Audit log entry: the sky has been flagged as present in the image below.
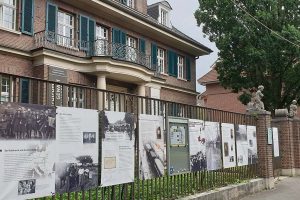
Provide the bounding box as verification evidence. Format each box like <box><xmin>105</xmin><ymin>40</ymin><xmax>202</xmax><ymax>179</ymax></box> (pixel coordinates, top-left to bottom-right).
<box><xmin>147</xmin><ymin>0</ymin><xmax>219</xmax><ymax>92</ymax></box>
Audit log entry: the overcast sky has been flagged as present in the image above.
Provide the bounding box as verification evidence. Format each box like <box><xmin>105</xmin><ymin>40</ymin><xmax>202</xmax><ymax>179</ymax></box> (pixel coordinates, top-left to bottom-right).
<box><xmin>147</xmin><ymin>0</ymin><xmax>219</xmax><ymax>92</ymax></box>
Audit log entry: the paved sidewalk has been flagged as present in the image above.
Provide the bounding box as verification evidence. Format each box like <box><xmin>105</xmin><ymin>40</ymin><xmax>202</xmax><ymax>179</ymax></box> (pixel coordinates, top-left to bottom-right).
<box><xmin>241</xmin><ymin>177</ymin><xmax>300</xmax><ymax>200</ymax></box>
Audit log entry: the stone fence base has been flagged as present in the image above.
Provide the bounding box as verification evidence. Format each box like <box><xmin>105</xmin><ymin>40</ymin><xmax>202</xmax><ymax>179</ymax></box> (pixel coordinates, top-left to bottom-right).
<box><xmin>181</xmin><ymin>178</ymin><xmax>266</xmax><ymax>200</ymax></box>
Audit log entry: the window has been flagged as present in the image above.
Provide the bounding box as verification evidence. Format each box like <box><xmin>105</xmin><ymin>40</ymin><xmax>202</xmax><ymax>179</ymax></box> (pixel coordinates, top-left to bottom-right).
<box><xmin>57</xmin><ymin>10</ymin><xmax>74</xmax><ymax>47</ymax></box>
<box><xmin>96</xmin><ymin>25</ymin><xmax>108</xmax><ymax>40</ymax></box>
<box><xmin>0</xmin><ymin>0</ymin><xmax>16</xmax><ymax>30</ymax></box>
<box><xmin>160</xmin><ymin>9</ymin><xmax>168</xmax><ymax>26</ymax></box>
<box><xmin>1</xmin><ymin>75</ymin><xmax>10</xmax><ymax>102</ymax></box>
<box><xmin>126</xmin><ymin>35</ymin><xmax>137</xmax><ymax>62</ymax></box>
<box><xmin>95</xmin><ymin>25</ymin><xmax>108</xmax><ymax>55</ymax></box>
<box><xmin>157</xmin><ymin>48</ymin><xmax>165</xmax><ymax>74</ymax></box>
<box><xmin>127</xmin><ymin>0</ymin><xmax>134</xmax><ymax>8</ymax></box>
<box><xmin>69</xmin><ymin>87</ymin><xmax>85</xmax><ymax>108</ymax></box>
<box><xmin>178</xmin><ymin>56</ymin><xmax>184</xmax><ymax>79</ymax></box>
<box><xmin>126</xmin><ymin>36</ymin><xmax>136</xmax><ymax>48</ymax></box>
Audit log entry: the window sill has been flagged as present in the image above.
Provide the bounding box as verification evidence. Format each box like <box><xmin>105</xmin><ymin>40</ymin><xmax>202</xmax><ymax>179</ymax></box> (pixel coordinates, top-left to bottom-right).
<box><xmin>0</xmin><ymin>26</ymin><xmax>21</xmax><ymax>35</ymax></box>
<box><xmin>160</xmin><ymin>72</ymin><xmax>169</xmax><ymax>76</ymax></box>
<box><xmin>177</xmin><ymin>77</ymin><xmax>187</xmax><ymax>81</ymax></box>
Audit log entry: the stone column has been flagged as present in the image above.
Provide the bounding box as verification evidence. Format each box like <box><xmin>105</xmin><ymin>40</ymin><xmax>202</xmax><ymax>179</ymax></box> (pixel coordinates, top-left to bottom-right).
<box><xmin>272</xmin><ymin>118</ymin><xmax>295</xmax><ymax>176</ymax></box>
<box><xmin>137</xmin><ymin>84</ymin><xmax>146</xmax><ymax>114</ymax></box>
<box><xmin>256</xmin><ymin>111</ymin><xmax>275</xmax><ymax>189</ymax></box>
<box><xmin>97</xmin><ymin>75</ymin><xmax>106</xmax><ymax>110</ymax></box>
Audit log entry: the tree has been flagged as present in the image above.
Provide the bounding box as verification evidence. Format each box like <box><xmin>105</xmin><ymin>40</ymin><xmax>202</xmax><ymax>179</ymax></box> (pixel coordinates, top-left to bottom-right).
<box><xmin>195</xmin><ymin>0</ymin><xmax>300</xmax><ymax>112</ymax></box>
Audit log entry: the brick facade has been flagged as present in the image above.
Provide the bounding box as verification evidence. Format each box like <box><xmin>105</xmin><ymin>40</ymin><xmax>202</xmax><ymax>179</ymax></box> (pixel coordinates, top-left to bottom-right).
<box><xmin>160</xmin><ymin>88</ymin><xmax>196</xmax><ymax>105</ymax></box>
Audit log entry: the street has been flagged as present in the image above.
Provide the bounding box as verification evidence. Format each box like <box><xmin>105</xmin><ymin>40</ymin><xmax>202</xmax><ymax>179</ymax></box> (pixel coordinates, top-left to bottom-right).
<box><xmin>241</xmin><ymin>177</ymin><xmax>300</xmax><ymax>200</ymax></box>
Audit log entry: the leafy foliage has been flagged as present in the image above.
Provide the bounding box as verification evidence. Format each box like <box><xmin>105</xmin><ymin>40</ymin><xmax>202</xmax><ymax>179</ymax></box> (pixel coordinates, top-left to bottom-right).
<box><xmin>195</xmin><ymin>0</ymin><xmax>300</xmax><ymax>111</ymax></box>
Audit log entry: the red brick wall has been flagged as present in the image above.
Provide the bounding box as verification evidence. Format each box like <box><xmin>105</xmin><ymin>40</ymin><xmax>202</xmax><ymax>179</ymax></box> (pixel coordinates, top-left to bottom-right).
<box><xmin>0</xmin><ymin>53</ymin><xmax>33</xmax><ymax>76</ymax></box>
<box><xmin>160</xmin><ymin>88</ymin><xmax>196</xmax><ymax>105</ymax></box>
<box><xmin>202</xmin><ymin>83</ymin><xmax>246</xmax><ymax>113</ymax></box>
<box><xmin>257</xmin><ymin>113</ymin><xmax>274</xmax><ymax>178</ymax></box>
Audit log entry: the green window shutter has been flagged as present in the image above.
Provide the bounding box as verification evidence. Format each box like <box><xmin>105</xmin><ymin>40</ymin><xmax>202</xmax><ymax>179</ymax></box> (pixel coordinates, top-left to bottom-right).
<box><xmin>112</xmin><ymin>28</ymin><xmax>120</xmax><ymax>44</ymax></box>
<box><xmin>88</xmin><ymin>19</ymin><xmax>95</xmax><ymax>55</ymax></box>
<box><xmin>174</xmin><ymin>52</ymin><xmax>178</xmax><ymax>77</ymax></box>
<box><xmin>46</xmin><ymin>2</ymin><xmax>57</xmax><ymax>33</ymax></box>
<box><xmin>120</xmin><ymin>30</ymin><xmax>126</xmax><ymax>45</ymax></box>
<box><xmin>80</xmin><ymin>15</ymin><xmax>89</xmax><ymax>49</ymax></box>
<box><xmin>21</xmin><ymin>79</ymin><xmax>29</xmax><ymax>103</ymax></box>
<box><xmin>186</xmin><ymin>57</ymin><xmax>191</xmax><ymax>81</ymax></box>
<box><xmin>22</xmin><ymin>0</ymin><xmax>34</xmax><ymax>35</ymax></box>
<box><xmin>89</xmin><ymin>19</ymin><xmax>95</xmax><ymax>43</ymax></box>
<box><xmin>139</xmin><ymin>38</ymin><xmax>146</xmax><ymax>54</ymax></box>
<box><xmin>168</xmin><ymin>50</ymin><xmax>174</xmax><ymax>76</ymax></box>
<box><xmin>151</xmin><ymin>43</ymin><xmax>157</xmax><ymax>67</ymax></box>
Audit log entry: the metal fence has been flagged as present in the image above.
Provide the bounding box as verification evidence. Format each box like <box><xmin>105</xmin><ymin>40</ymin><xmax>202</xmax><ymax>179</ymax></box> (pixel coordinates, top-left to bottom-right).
<box><xmin>0</xmin><ymin>72</ymin><xmax>259</xmax><ymax>200</ymax></box>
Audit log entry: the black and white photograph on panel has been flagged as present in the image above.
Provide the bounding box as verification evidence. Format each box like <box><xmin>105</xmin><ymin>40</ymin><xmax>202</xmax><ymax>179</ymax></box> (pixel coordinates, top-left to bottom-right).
<box><xmin>0</xmin><ymin>102</ymin><xmax>56</xmax><ymax>200</ymax></box>
<box><xmin>0</xmin><ymin>102</ymin><xmax>56</xmax><ymax>140</ymax></box>
<box><xmin>221</xmin><ymin>123</ymin><xmax>236</xmax><ymax>168</ymax></box>
<box><xmin>247</xmin><ymin>126</ymin><xmax>258</xmax><ymax>164</ymax></box>
<box><xmin>55</xmin><ymin>107</ymin><xmax>99</xmax><ymax>194</ymax></box>
<box><xmin>236</xmin><ymin>124</ymin><xmax>248</xmax><ymax>166</ymax></box>
<box><xmin>204</xmin><ymin>121</ymin><xmax>222</xmax><ymax>171</ymax></box>
<box><xmin>101</xmin><ymin>111</ymin><xmax>135</xmax><ymax>187</ymax></box>
<box><xmin>18</xmin><ymin>179</ymin><xmax>36</xmax><ymax>195</ymax></box>
<box><xmin>55</xmin><ymin>156</ymin><xmax>98</xmax><ymax>193</ymax></box>
<box><xmin>139</xmin><ymin>114</ymin><xmax>165</xmax><ymax>180</ymax></box>
<box><xmin>83</xmin><ymin>132</ymin><xmax>96</xmax><ymax>144</ymax></box>
<box><xmin>188</xmin><ymin>119</ymin><xmax>206</xmax><ymax>172</ymax></box>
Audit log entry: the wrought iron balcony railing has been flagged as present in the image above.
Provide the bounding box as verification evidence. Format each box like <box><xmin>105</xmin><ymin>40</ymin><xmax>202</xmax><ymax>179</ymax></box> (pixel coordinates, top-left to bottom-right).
<box><xmin>34</xmin><ymin>31</ymin><xmax>158</xmax><ymax>73</ymax></box>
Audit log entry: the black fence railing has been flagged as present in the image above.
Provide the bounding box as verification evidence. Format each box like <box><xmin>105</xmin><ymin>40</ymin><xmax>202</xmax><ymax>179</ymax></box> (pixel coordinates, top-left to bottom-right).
<box><xmin>34</xmin><ymin>31</ymin><xmax>157</xmax><ymax>73</ymax></box>
<box><xmin>0</xmin><ymin>72</ymin><xmax>259</xmax><ymax>200</ymax></box>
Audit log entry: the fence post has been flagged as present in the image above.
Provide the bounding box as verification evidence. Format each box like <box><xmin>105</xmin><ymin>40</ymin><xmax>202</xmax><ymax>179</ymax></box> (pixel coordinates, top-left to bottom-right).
<box><xmin>272</xmin><ymin>117</ymin><xmax>295</xmax><ymax>176</ymax></box>
<box><xmin>256</xmin><ymin>111</ymin><xmax>275</xmax><ymax>189</ymax></box>
<box><xmin>293</xmin><ymin>119</ymin><xmax>300</xmax><ymax>174</ymax></box>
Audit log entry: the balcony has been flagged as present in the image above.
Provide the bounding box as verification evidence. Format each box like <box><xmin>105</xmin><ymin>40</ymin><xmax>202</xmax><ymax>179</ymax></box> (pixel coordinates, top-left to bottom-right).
<box><xmin>34</xmin><ymin>31</ymin><xmax>158</xmax><ymax>73</ymax></box>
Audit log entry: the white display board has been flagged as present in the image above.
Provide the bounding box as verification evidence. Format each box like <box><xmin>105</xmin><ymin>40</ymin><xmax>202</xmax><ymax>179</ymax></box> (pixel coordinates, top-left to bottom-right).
<box><xmin>247</xmin><ymin>126</ymin><xmax>258</xmax><ymax>164</ymax></box>
<box><xmin>204</xmin><ymin>121</ymin><xmax>222</xmax><ymax>171</ymax></box>
<box><xmin>236</xmin><ymin>125</ymin><xmax>248</xmax><ymax>166</ymax></box>
<box><xmin>0</xmin><ymin>103</ymin><xmax>56</xmax><ymax>200</ymax></box>
<box><xmin>101</xmin><ymin>111</ymin><xmax>135</xmax><ymax>187</ymax></box>
<box><xmin>139</xmin><ymin>114</ymin><xmax>165</xmax><ymax>180</ymax></box>
<box><xmin>55</xmin><ymin>107</ymin><xmax>99</xmax><ymax>194</ymax></box>
<box><xmin>221</xmin><ymin>123</ymin><xmax>236</xmax><ymax>168</ymax></box>
<box><xmin>273</xmin><ymin>127</ymin><xmax>280</xmax><ymax>157</ymax></box>
<box><xmin>188</xmin><ymin>119</ymin><xmax>206</xmax><ymax>171</ymax></box>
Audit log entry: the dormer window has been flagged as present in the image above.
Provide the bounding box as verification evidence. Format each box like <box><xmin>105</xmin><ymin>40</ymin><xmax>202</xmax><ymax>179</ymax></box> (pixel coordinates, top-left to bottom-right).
<box><xmin>160</xmin><ymin>9</ymin><xmax>168</xmax><ymax>26</ymax></box>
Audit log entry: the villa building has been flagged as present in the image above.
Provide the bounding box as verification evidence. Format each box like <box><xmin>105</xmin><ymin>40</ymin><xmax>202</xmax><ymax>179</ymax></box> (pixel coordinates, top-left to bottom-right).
<box><xmin>0</xmin><ymin>0</ymin><xmax>212</xmax><ymax>108</ymax></box>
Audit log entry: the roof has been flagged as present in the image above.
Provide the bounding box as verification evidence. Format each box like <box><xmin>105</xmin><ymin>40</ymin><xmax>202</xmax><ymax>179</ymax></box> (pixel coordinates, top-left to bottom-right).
<box><xmin>198</xmin><ymin>62</ymin><xmax>219</xmax><ymax>85</ymax></box>
<box><xmin>105</xmin><ymin>0</ymin><xmax>213</xmax><ymax>54</ymax></box>
<box><xmin>148</xmin><ymin>1</ymin><xmax>173</xmax><ymax>10</ymax></box>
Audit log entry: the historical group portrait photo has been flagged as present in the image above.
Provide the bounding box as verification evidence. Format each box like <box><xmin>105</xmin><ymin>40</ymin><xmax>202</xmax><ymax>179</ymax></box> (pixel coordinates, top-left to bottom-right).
<box><xmin>0</xmin><ymin>103</ymin><xmax>56</xmax><ymax>140</ymax></box>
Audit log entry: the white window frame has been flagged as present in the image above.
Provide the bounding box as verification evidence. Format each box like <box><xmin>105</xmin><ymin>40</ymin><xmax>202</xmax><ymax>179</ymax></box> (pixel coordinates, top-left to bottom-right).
<box><xmin>57</xmin><ymin>10</ymin><xmax>74</xmax><ymax>48</ymax></box>
<box><xmin>178</xmin><ymin>56</ymin><xmax>184</xmax><ymax>79</ymax></box>
<box><xmin>0</xmin><ymin>0</ymin><xmax>16</xmax><ymax>30</ymax></box>
<box><xmin>126</xmin><ymin>35</ymin><xmax>137</xmax><ymax>62</ymax></box>
<box><xmin>69</xmin><ymin>87</ymin><xmax>85</xmax><ymax>108</ymax></box>
<box><xmin>1</xmin><ymin>75</ymin><xmax>11</xmax><ymax>102</ymax></box>
<box><xmin>95</xmin><ymin>25</ymin><xmax>109</xmax><ymax>55</ymax></box>
<box><xmin>157</xmin><ymin>48</ymin><xmax>165</xmax><ymax>74</ymax></box>
<box><xmin>160</xmin><ymin>8</ymin><xmax>168</xmax><ymax>26</ymax></box>
<box><xmin>127</xmin><ymin>0</ymin><xmax>134</xmax><ymax>8</ymax></box>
